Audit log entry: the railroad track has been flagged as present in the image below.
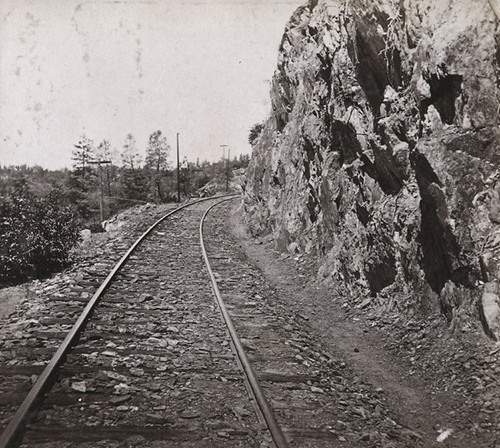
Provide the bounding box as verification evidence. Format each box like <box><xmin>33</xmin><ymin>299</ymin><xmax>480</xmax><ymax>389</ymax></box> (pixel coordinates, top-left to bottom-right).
<box><xmin>0</xmin><ymin>196</ymin><xmax>283</xmax><ymax>448</ymax></box>
<box><xmin>0</xmin><ymin>196</ymin><xmax>419</xmax><ymax>448</ymax></box>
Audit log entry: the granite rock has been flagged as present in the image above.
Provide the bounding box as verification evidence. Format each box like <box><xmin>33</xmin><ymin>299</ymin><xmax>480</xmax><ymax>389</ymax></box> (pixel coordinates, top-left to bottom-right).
<box><xmin>243</xmin><ymin>0</ymin><xmax>500</xmax><ymax>336</ymax></box>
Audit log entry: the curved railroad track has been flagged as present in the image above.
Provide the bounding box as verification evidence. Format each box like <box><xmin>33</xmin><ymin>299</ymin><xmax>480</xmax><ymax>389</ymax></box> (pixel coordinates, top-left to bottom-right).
<box><xmin>0</xmin><ymin>196</ymin><xmax>420</xmax><ymax>448</ymax></box>
<box><xmin>1</xmin><ymin>196</ymin><xmax>276</xmax><ymax>448</ymax></box>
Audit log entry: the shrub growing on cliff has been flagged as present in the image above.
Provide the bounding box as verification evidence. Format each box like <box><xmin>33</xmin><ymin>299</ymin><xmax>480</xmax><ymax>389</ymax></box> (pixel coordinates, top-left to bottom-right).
<box><xmin>0</xmin><ymin>189</ymin><xmax>81</xmax><ymax>287</ymax></box>
<box><xmin>248</xmin><ymin>123</ymin><xmax>264</xmax><ymax>146</ymax></box>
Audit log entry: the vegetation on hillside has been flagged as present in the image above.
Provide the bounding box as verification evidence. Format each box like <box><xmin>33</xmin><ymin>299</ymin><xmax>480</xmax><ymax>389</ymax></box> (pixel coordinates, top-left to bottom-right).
<box><xmin>0</xmin><ymin>187</ymin><xmax>80</xmax><ymax>287</ymax></box>
<box><xmin>0</xmin><ymin>130</ymin><xmax>250</xmax><ymax>287</ymax></box>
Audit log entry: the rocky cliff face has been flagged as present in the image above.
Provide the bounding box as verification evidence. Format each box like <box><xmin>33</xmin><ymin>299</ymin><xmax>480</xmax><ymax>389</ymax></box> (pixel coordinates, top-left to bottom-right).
<box><xmin>244</xmin><ymin>0</ymin><xmax>500</xmax><ymax>338</ymax></box>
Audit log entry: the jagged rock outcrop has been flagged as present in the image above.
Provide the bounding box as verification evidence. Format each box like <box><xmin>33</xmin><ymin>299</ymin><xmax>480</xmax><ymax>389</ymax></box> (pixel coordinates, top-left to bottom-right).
<box><xmin>243</xmin><ymin>0</ymin><xmax>500</xmax><ymax>337</ymax></box>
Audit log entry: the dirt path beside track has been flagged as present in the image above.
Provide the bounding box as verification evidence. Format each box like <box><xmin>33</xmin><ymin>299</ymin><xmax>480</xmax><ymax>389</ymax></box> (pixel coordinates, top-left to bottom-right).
<box><xmin>228</xmin><ymin>202</ymin><xmax>499</xmax><ymax>448</ymax></box>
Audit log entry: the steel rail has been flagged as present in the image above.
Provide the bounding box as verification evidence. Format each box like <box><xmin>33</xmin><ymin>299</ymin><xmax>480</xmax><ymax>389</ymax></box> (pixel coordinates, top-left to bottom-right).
<box><xmin>0</xmin><ymin>194</ymin><xmax>231</xmax><ymax>448</ymax></box>
<box><xmin>199</xmin><ymin>197</ymin><xmax>290</xmax><ymax>448</ymax></box>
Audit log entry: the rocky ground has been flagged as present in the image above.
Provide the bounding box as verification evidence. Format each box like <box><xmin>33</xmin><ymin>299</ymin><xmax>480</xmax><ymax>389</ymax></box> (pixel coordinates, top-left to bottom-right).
<box><xmin>228</xmin><ymin>201</ymin><xmax>500</xmax><ymax>447</ymax></box>
<box><xmin>0</xmin><ymin>199</ymin><xmax>499</xmax><ymax>447</ymax></box>
<box><xmin>0</xmin><ymin>202</ymin><xmax>176</xmax><ymax>344</ymax></box>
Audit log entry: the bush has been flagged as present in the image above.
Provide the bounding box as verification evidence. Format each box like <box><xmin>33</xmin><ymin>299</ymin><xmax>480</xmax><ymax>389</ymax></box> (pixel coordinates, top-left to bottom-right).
<box><xmin>0</xmin><ymin>189</ymin><xmax>81</xmax><ymax>287</ymax></box>
<box><xmin>248</xmin><ymin>122</ymin><xmax>264</xmax><ymax>146</ymax></box>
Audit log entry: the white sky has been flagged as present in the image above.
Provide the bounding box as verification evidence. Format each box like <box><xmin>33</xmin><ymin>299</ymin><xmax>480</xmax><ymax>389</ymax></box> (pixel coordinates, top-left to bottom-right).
<box><xmin>0</xmin><ymin>0</ymin><xmax>304</xmax><ymax>169</ymax></box>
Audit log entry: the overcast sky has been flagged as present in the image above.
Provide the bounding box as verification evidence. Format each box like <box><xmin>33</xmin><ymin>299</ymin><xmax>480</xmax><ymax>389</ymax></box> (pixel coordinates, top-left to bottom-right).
<box><xmin>0</xmin><ymin>0</ymin><xmax>304</xmax><ymax>169</ymax></box>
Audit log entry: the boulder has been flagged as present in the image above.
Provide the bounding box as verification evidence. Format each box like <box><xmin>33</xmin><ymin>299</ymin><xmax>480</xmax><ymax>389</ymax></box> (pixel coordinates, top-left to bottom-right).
<box><xmin>480</xmin><ymin>284</ymin><xmax>500</xmax><ymax>341</ymax></box>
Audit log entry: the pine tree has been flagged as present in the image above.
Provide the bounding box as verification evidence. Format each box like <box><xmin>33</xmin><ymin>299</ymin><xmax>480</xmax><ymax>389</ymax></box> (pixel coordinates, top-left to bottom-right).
<box><xmin>97</xmin><ymin>139</ymin><xmax>115</xmax><ymax>196</ymax></box>
<box><xmin>71</xmin><ymin>134</ymin><xmax>95</xmax><ymax>177</ymax></box>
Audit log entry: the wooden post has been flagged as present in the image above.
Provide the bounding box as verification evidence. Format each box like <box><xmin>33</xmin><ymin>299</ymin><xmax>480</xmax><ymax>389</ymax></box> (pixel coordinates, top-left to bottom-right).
<box><xmin>177</xmin><ymin>133</ymin><xmax>180</xmax><ymax>203</ymax></box>
<box><xmin>89</xmin><ymin>160</ymin><xmax>111</xmax><ymax>222</ymax></box>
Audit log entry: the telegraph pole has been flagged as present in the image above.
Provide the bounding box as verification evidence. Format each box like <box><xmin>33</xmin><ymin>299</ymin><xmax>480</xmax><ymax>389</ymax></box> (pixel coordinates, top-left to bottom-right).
<box><xmin>220</xmin><ymin>144</ymin><xmax>228</xmax><ymax>191</ymax></box>
<box><xmin>226</xmin><ymin>148</ymin><xmax>231</xmax><ymax>191</ymax></box>
<box><xmin>89</xmin><ymin>159</ymin><xmax>111</xmax><ymax>222</ymax></box>
<box><xmin>220</xmin><ymin>144</ymin><xmax>228</xmax><ymax>160</ymax></box>
<box><xmin>177</xmin><ymin>133</ymin><xmax>180</xmax><ymax>203</ymax></box>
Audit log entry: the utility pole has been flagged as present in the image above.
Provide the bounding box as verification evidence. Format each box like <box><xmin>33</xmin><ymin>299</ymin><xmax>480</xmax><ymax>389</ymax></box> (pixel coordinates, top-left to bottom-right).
<box><xmin>226</xmin><ymin>148</ymin><xmax>231</xmax><ymax>192</ymax></box>
<box><xmin>220</xmin><ymin>144</ymin><xmax>228</xmax><ymax>191</ymax></box>
<box><xmin>89</xmin><ymin>159</ymin><xmax>111</xmax><ymax>223</ymax></box>
<box><xmin>177</xmin><ymin>133</ymin><xmax>180</xmax><ymax>203</ymax></box>
<box><xmin>220</xmin><ymin>144</ymin><xmax>228</xmax><ymax>160</ymax></box>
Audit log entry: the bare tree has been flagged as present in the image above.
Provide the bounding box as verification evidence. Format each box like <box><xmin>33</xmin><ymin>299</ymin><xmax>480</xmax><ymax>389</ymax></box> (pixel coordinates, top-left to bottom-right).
<box><xmin>121</xmin><ymin>134</ymin><xmax>142</xmax><ymax>170</ymax></box>
<box><xmin>145</xmin><ymin>130</ymin><xmax>170</xmax><ymax>202</ymax></box>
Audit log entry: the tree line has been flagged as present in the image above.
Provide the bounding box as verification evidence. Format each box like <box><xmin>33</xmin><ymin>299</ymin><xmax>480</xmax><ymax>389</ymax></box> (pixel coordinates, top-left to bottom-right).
<box><xmin>0</xmin><ymin>130</ymin><xmax>249</xmax><ymax>287</ymax></box>
<box><xmin>70</xmin><ymin>130</ymin><xmax>249</xmax><ymax>219</ymax></box>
